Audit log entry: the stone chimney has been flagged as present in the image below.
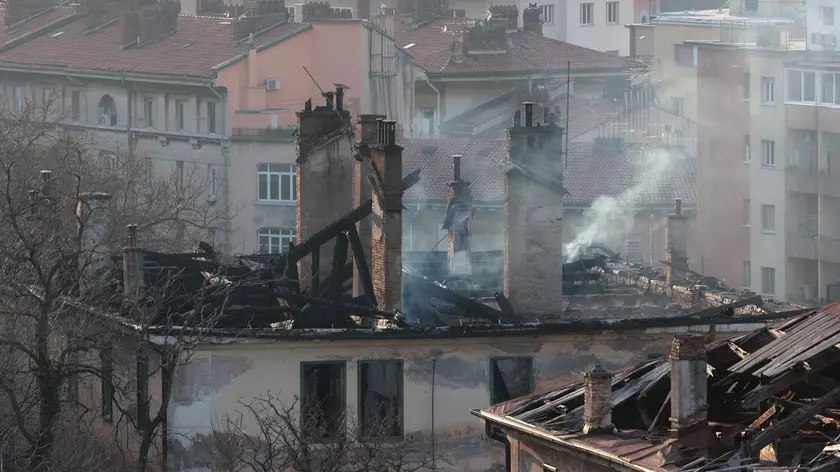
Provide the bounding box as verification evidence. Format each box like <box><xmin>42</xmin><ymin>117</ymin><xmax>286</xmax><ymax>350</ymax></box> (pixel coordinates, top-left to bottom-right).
<box><xmin>233</xmin><ymin>0</ymin><xmax>287</xmax><ymax>41</ymax></box>
<box><xmin>296</xmin><ymin>86</ymin><xmax>353</xmax><ymax>290</ymax></box>
<box><xmin>504</xmin><ymin>102</ymin><xmax>565</xmax><ymax>315</ymax></box>
<box><xmin>370</xmin><ymin>120</ymin><xmax>403</xmax><ymax>311</ymax></box>
<box><xmin>666</xmin><ymin>198</ymin><xmax>689</xmax><ymax>286</ymax></box>
<box><xmin>123</xmin><ymin>224</ymin><xmax>146</xmax><ymax>299</ymax></box>
<box><xmin>583</xmin><ymin>365</ymin><xmax>614</xmax><ymax>435</ymax></box>
<box><xmin>446</xmin><ymin>155</ymin><xmax>472</xmax><ymax>276</ymax></box>
<box><xmin>5</xmin><ymin>0</ymin><xmax>54</xmax><ymax>26</ymax></box>
<box><xmin>669</xmin><ymin>334</ymin><xmax>708</xmax><ymax>439</ymax></box>
<box><xmin>353</xmin><ymin>114</ymin><xmax>385</xmax><ymax>298</ymax></box>
<box><xmin>76</xmin><ymin>192</ymin><xmax>113</xmax><ymax>296</ymax></box>
<box><xmin>522</xmin><ymin>3</ymin><xmax>542</xmax><ymax>35</ymax></box>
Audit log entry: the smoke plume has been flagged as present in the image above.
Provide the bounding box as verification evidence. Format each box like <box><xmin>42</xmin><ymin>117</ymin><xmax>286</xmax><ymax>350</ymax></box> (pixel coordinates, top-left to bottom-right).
<box><xmin>564</xmin><ymin>147</ymin><xmax>685</xmax><ymax>261</ymax></box>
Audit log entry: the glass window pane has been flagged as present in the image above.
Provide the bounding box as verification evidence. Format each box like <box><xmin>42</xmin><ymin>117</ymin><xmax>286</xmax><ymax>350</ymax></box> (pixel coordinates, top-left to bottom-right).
<box><xmin>804</xmin><ymin>72</ymin><xmax>816</xmax><ymax>101</ymax></box>
<box><xmin>823</xmin><ymin>73</ymin><xmax>834</xmax><ymax>104</ymax></box>
<box><xmin>281</xmin><ymin>174</ymin><xmax>291</xmax><ymax>201</ymax></box>
<box><xmin>258</xmin><ymin>174</ymin><xmax>268</xmax><ymax>200</ymax></box>
<box><xmin>269</xmin><ymin>175</ymin><xmax>280</xmax><ymax>200</ymax></box>
<box><xmin>788</xmin><ymin>71</ymin><xmax>802</xmax><ymax>101</ymax></box>
<box><xmin>257</xmin><ymin>164</ymin><xmax>267</xmax><ymax>172</ymax></box>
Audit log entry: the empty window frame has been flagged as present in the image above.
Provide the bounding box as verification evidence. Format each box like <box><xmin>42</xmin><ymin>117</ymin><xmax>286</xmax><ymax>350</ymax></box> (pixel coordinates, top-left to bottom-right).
<box><xmin>206</xmin><ymin>101</ymin><xmax>217</xmax><ymax>134</ymax></box>
<box><xmin>175</xmin><ymin>99</ymin><xmax>185</xmax><ymax>130</ymax></box>
<box><xmin>490</xmin><ymin>356</ymin><xmax>534</xmax><ymax>404</ymax></box>
<box><xmin>258</xmin><ymin>227</ymin><xmax>296</xmax><ymax>254</ymax></box>
<box><xmin>257</xmin><ymin>163</ymin><xmax>296</xmax><ymax>202</ymax></box>
<box><xmin>744</xmin><ymin>135</ymin><xmax>751</xmax><ymax>162</ymax></box>
<box><xmin>822</xmin><ymin>6</ymin><xmax>835</xmax><ymax>26</ymax></box>
<box><xmin>606</xmin><ymin>1</ymin><xmax>619</xmax><ymax>24</ymax></box>
<box><xmin>761</xmin><ymin>77</ymin><xmax>775</xmax><ymax>104</ymax></box>
<box><xmin>301</xmin><ymin>362</ymin><xmax>346</xmax><ymax>439</ymax></box>
<box><xmin>71</xmin><ymin>90</ymin><xmax>81</xmax><ymax>121</ymax></box>
<box><xmin>144</xmin><ymin>97</ymin><xmax>155</xmax><ymax>128</ymax></box>
<box><xmin>786</xmin><ymin>70</ymin><xmax>816</xmax><ymax>103</ymax></box>
<box><xmin>820</xmin><ymin>73</ymin><xmax>840</xmax><ymax>105</ymax></box>
<box><xmin>358</xmin><ymin>360</ymin><xmax>403</xmax><ymax>437</ymax></box>
<box><xmin>580</xmin><ymin>2</ymin><xmax>593</xmax><ymax>25</ymax></box>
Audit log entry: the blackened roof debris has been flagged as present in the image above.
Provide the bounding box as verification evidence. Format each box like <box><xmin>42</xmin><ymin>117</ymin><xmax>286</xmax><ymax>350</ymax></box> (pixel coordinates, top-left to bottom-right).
<box><xmin>478</xmin><ymin>304</ymin><xmax>840</xmax><ymax>471</ymax></box>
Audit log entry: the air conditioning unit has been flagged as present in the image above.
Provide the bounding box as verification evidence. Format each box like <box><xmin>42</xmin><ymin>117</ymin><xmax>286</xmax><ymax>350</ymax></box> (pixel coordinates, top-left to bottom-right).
<box><xmin>265</xmin><ymin>79</ymin><xmax>280</xmax><ymax>90</ymax></box>
<box><xmin>799</xmin><ymin>284</ymin><xmax>815</xmax><ymax>300</ymax></box>
<box><xmin>823</xmin><ymin>34</ymin><xmax>837</xmax><ymax>49</ymax></box>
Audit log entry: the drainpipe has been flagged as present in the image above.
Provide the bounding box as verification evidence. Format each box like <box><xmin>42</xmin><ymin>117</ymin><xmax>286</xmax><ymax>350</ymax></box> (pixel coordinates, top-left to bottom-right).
<box><xmin>424</xmin><ymin>78</ymin><xmax>441</xmax><ymax>137</ymax></box>
<box><xmin>816</xmin><ymin>99</ymin><xmax>822</xmax><ymax>303</ymax></box>
<box><xmin>207</xmin><ymin>84</ymin><xmax>231</xmax><ymax>253</ymax></box>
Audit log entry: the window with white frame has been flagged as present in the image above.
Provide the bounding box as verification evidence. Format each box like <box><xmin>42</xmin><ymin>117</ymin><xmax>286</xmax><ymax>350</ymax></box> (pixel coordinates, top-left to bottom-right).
<box><xmin>821</xmin><ymin>72</ymin><xmax>840</xmax><ymax>106</ymax></box>
<box><xmin>761</xmin><ymin>77</ymin><xmax>775</xmax><ymax>104</ymax></box>
<box><xmin>761</xmin><ymin>204</ymin><xmax>775</xmax><ymax>232</ymax></box>
<box><xmin>761</xmin><ymin>139</ymin><xmax>775</xmax><ymax>166</ymax></box>
<box><xmin>761</xmin><ymin>266</ymin><xmax>775</xmax><ymax>295</ymax></box>
<box><xmin>580</xmin><ymin>3</ymin><xmax>593</xmax><ymax>25</ymax></box>
<box><xmin>257</xmin><ymin>163</ymin><xmax>296</xmax><ymax>202</ymax></box>
<box><xmin>258</xmin><ymin>228</ymin><xmax>296</xmax><ymax>254</ymax></box>
<box><xmin>606</xmin><ymin>1</ymin><xmax>619</xmax><ymax>24</ymax></box>
<box><xmin>744</xmin><ymin>135</ymin><xmax>751</xmax><ymax>162</ymax></box>
<box><xmin>823</xmin><ymin>6</ymin><xmax>835</xmax><ymax>26</ymax></box>
<box><xmin>672</xmin><ymin>97</ymin><xmax>684</xmax><ymax>117</ymax></box>
<box><xmin>540</xmin><ymin>4</ymin><xmax>554</xmax><ymax>24</ymax></box>
<box><xmin>786</xmin><ymin>70</ymin><xmax>816</xmax><ymax>103</ymax></box>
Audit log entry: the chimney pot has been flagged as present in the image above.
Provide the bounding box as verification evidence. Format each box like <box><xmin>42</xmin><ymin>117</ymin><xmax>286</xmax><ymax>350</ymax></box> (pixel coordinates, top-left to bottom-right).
<box><xmin>523</xmin><ymin>102</ymin><xmax>534</xmax><ymax>127</ymax></box>
<box><xmin>675</xmin><ymin>198</ymin><xmax>682</xmax><ymax>215</ymax></box>
<box><xmin>385</xmin><ymin>120</ymin><xmax>397</xmax><ymax>145</ymax></box>
<box><xmin>127</xmin><ymin>224</ymin><xmax>138</xmax><ymax>247</ymax></box>
<box><xmin>304</xmin><ymin>98</ymin><xmax>312</xmax><ymax>112</ymax></box>
<box><xmin>324</xmin><ymin>91</ymin><xmax>335</xmax><ymax>109</ymax></box>
<box><xmin>543</xmin><ymin>106</ymin><xmax>549</xmax><ymax>124</ymax></box>
<box><xmin>335</xmin><ymin>85</ymin><xmax>345</xmax><ymax>112</ymax></box>
<box><xmin>513</xmin><ymin>109</ymin><xmax>521</xmax><ymax>128</ymax></box>
<box><xmin>583</xmin><ymin>365</ymin><xmax>614</xmax><ymax>435</ymax></box>
<box><xmin>377</xmin><ymin>118</ymin><xmax>385</xmax><ymax>144</ymax></box>
<box><xmin>453</xmin><ymin>154</ymin><xmax>462</xmax><ymax>182</ymax></box>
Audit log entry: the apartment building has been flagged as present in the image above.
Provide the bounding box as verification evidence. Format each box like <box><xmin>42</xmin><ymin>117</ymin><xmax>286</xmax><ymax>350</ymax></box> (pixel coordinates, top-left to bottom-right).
<box><xmin>627</xmin><ymin>0</ymin><xmax>805</xmax><ymax>123</ymax></box>
<box><xmin>0</xmin><ymin>0</ymin><xmax>413</xmax><ymax>256</ymax></box>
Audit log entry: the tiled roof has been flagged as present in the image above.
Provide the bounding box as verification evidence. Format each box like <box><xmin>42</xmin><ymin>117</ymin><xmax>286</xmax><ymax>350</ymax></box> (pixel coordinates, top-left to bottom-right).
<box><xmin>0</xmin><ymin>7</ymin><xmax>76</xmax><ymax>46</ymax></box>
<box><xmin>401</xmin><ymin>139</ymin><xmax>696</xmax><ymax>207</ymax></box>
<box><xmin>0</xmin><ymin>15</ymin><xmax>308</xmax><ymax>78</ymax></box>
<box><xmin>394</xmin><ymin>18</ymin><xmax>642</xmax><ymax>75</ymax></box>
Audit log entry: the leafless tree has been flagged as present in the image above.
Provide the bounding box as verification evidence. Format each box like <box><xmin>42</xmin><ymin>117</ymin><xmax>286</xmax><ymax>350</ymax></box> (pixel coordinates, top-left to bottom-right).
<box><xmin>207</xmin><ymin>391</ymin><xmax>440</xmax><ymax>472</ymax></box>
<box><xmin>0</xmin><ymin>94</ymin><xmax>232</xmax><ymax>472</ymax></box>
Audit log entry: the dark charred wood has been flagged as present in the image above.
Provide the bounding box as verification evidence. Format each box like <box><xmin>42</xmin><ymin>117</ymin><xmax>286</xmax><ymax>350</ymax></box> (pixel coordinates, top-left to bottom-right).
<box><xmin>330</xmin><ymin>233</ymin><xmax>349</xmax><ymax>300</ymax></box>
<box><xmin>347</xmin><ymin>224</ymin><xmax>376</xmax><ymax>307</ymax></box>
<box><xmin>311</xmin><ymin>248</ymin><xmax>320</xmax><ymax>293</ymax></box>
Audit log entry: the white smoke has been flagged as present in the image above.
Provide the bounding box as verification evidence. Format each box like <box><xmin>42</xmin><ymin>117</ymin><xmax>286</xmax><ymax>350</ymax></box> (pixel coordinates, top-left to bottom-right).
<box><xmin>564</xmin><ymin>147</ymin><xmax>684</xmax><ymax>261</ymax></box>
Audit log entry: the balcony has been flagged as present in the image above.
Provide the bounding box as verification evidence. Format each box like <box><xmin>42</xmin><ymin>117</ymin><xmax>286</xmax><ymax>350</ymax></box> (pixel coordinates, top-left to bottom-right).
<box><xmin>231</xmin><ymin>127</ymin><xmax>296</xmax><ymax>142</ymax></box>
<box><xmin>788</xmin><ymin>214</ymin><xmax>818</xmax><ymax>260</ymax></box>
<box><xmin>820</xmin><ymin>237</ymin><xmax>840</xmax><ymax>265</ymax></box>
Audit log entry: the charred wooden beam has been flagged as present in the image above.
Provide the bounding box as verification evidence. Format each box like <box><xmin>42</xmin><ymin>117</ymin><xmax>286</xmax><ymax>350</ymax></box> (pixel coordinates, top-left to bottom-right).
<box><xmin>750</xmin><ymin>384</ymin><xmax>840</xmax><ymax>454</ymax></box>
<box><xmin>403</xmin><ymin>271</ymin><xmax>503</xmax><ymax>322</ymax></box>
<box><xmin>317</xmin><ymin>262</ymin><xmax>354</xmax><ymax>299</ymax></box>
<box><xmin>329</xmin><ymin>233</ymin><xmax>350</xmax><ymax>300</ymax></box>
<box><xmin>278</xmin><ymin>292</ymin><xmax>387</xmax><ymax>319</ymax></box>
<box><xmin>311</xmin><ymin>248</ymin><xmax>320</xmax><ymax>293</ymax></box>
<box><xmin>742</xmin><ymin>350</ymin><xmax>840</xmax><ymax>409</ymax></box>
<box><xmin>686</xmin><ymin>294</ymin><xmax>763</xmax><ymax>318</ymax></box>
<box><xmin>287</xmin><ymin>169</ymin><xmax>420</xmax><ymax>265</ymax></box>
<box><xmin>282</xmin><ymin>242</ymin><xmax>300</xmax><ymax>293</ymax></box>
<box><xmin>347</xmin><ymin>224</ymin><xmax>376</xmax><ymax>307</ymax></box>
<box><xmin>495</xmin><ymin>292</ymin><xmax>516</xmax><ymax>319</ymax></box>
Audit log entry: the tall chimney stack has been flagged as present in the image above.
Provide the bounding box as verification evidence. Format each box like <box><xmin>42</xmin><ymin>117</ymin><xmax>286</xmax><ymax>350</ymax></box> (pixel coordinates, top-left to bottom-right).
<box><xmin>669</xmin><ymin>334</ymin><xmax>708</xmax><ymax>439</ymax></box>
<box><xmin>666</xmin><ymin>198</ymin><xmax>689</xmax><ymax>286</ymax></box>
<box><xmin>370</xmin><ymin>120</ymin><xmax>403</xmax><ymax>311</ymax></box>
<box><xmin>353</xmin><ymin>114</ymin><xmax>386</xmax><ymax>299</ymax></box>
<box><xmin>583</xmin><ymin>365</ymin><xmax>614</xmax><ymax>435</ymax></box>
<box><xmin>504</xmin><ymin>103</ymin><xmax>565</xmax><ymax>315</ymax></box>
<box><xmin>77</xmin><ymin>192</ymin><xmax>113</xmax><ymax>296</ymax></box>
<box><xmin>446</xmin><ymin>155</ymin><xmax>472</xmax><ymax>276</ymax></box>
<box><xmin>123</xmin><ymin>224</ymin><xmax>146</xmax><ymax>299</ymax></box>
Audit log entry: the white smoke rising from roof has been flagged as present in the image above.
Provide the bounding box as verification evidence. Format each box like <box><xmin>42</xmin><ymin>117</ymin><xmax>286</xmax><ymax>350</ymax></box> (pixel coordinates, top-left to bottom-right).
<box><xmin>564</xmin><ymin>147</ymin><xmax>684</xmax><ymax>261</ymax></box>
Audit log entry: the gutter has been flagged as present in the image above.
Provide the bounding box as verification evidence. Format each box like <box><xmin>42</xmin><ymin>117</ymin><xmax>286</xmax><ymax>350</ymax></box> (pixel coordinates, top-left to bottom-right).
<box><xmin>0</xmin><ymin>63</ymin><xmax>214</xmax><ymax>86</ymax></box>
<box><xmin>425</xmin><ymin>66</ymin><xmax>647</xmax><ymax>82</ymax></box>
<box><xmin>424</xmin><ymin>77</ymin><xmax>441</xmax><ymax>136</ymax></box>
<box><xmin>470</xmin><ymin>409</ymin><xmax>658</xmax><ymax>472</ymax></box>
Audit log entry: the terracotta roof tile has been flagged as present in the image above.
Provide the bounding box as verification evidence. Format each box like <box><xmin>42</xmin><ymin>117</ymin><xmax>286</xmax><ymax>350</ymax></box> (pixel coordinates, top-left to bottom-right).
<box><xmin>0</xmin><ymin>7</ymin><xmax>76</xmax><ymax>46</ymax></box>
<box><xmin>395</xmin><ymin>18</ymin><xmax>642</xmax><ymax>75</ymax></box>
<box><xmin>401</xmin><ymin>139</ymin><xmax>696</xmax><ymax>207</ymax></box>
<box><xmin>0</xmin><ymin>15</ymin><xmax>308</xmax><ymax>78</ymax></box>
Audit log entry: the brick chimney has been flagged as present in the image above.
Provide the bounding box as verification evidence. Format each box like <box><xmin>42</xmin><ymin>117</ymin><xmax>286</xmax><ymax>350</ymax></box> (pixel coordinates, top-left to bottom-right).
<box><xmin>353</xmin><ymin>114</ymin><xmax>385</xmax><ymax>299</ymax></box>
<box><xmin>370</xmin><ymin>120</ymin><xmax>403</xmax><ymax>311</ymax></box>
<box><xmin>522</xmin><ymin>3</ymin><xmax>542</xmax><ymax>35</ymax></box>
<box><xmin>504</xmin><ymin>103</ymin><xmax>565</xmax><ymax>315</ymax></box>
<box><xmin>669</xmin><ymin>334</ymin><xmax>708</xmax><ymax>439</ymax></box>
<box><xmin>121</xmin><ymin>0</ymin><xmax>181</xmax><ymax>47</ymax></box>
<box><xmin>666</xmin><ymin>198</ymin><xmax>689</xmax><ymax>286</ymax></box>
<box><xmin>76</xmin><ymin>192</ymin><xmax>113</xmax><ymax>296</ymax></box>
<box><xmin>5</xmin><ymin>0</ymin><xmax>54</xmax><ymax>26</ymax></box>
<box><xmin>123</xmin><ymin>224</ymin><xmax>146</xmax><ymax>299</ymax></box>
<box><xmin>446</xmin><ymin>155</ymin><xmax>472</xmax><ymax>276</ymax></box>
<box><xmin>233</xmin><ymin>0</ymin><xmax>287</xmax><ymax>41</ymax></box>
<box><xmin>583</xmin><ymin>365</ymin><xmax>614</xmax><ymax>435</ymax></box>
<box><xmin>296</xmin><ymin>86</ymin><xmax>353</xmax><ymax>290</ymax></box>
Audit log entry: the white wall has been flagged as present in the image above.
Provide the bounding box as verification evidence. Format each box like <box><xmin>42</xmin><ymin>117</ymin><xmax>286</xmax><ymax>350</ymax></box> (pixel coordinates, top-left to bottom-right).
<box><xmin>806</xmin><ymin>1</ymin><xmax>839</xmax><ymax>52</ymax></box>
<box><xmin>563</xmin><ymin>0</ymin><xmax>634</xmax><ymax>55</ymax></box>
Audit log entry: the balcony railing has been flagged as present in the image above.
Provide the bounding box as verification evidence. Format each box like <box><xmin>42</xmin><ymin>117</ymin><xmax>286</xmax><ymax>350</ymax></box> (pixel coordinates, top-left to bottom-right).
<box><xmin>231</xmin><ymin>127</ymin><xmax>296</xmax><ymax>142</ymax></box>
